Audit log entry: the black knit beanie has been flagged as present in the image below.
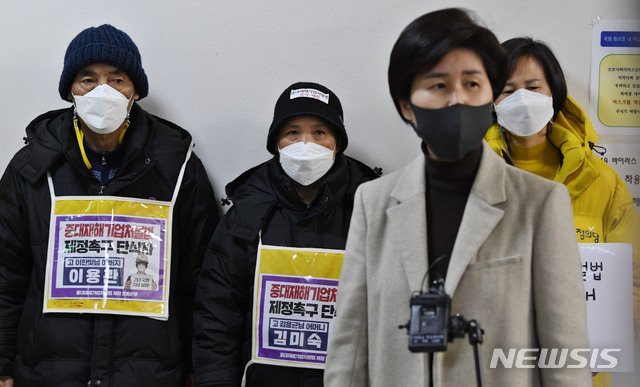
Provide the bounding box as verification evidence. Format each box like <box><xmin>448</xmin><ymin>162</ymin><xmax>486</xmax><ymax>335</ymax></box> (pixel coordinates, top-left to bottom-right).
<box><xmin>59</xmin><ymin>24</ymin><xmax>148</xmax><ymax>101</ymax></box>
<box><xmin>266</xmin><ymin>82</ymin><xmax>348</xmax><ymax>155</ymax></box>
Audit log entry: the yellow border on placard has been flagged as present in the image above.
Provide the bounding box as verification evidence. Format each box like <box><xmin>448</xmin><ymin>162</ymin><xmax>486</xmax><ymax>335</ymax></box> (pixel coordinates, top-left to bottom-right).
<box><xmin>46</xmin><ymin>299</ymin><xmax>165</xmax><ymax>314</ymax></box>
<box><xmin>257</xmin><ymin>247</ymin><xmax>344</xmax><ymax>280</ymax></box>
<box><xmin>54</xmin><ymin>197</ymin><xmax>171</xmax><ymax>218</ymax></box>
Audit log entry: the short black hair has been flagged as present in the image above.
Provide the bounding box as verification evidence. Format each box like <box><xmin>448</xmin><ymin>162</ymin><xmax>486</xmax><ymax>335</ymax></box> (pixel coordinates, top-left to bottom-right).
<box><xmin>501</xmin><ymin>37</ymin><xmax>567</xmax><ymax>120</ymax></box>
<box><xmin>388</xmin><ymin>8</ymin><xmax>508</xmax><ymax>123</ymax></box>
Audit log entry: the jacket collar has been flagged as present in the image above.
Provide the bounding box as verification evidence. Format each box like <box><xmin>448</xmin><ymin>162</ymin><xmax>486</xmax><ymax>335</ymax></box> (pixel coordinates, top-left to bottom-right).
<box><xmin>226</xmin><ymin>153</ymin><xmax>377</xmax><ymax>243</ymax></box>
<box><xmin>485</xmin><ymin>96</ymin><xmax>599</xmax><ymax>201</ymax></box>
<box><xmin>14</xmin><ymin>104</ymin><xmax>193</xmax><ymax>195</ymax></box>
<box><xmin>16</xmin><ymin>108</ymin><xmax>78</xmax><ymax>184</ymax></box>
<box><xmin>546</xmin><ymin>97</ymin><xmax>599</xmax><ymax>200</ymax></box>
<box><xmin>389</xmin><ymin>142</ymin><xmax>506</xmax><ymax>296</ymax></box>
<box><xmin>224</xmin><ymin>155</ymin><xmax>345</xmax><ymax>242</ymax></box>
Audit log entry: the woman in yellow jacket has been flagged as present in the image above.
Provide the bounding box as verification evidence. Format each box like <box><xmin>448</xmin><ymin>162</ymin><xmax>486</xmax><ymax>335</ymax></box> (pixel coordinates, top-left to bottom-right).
<box><xmin>485</xmin><ymin>37</ymin><xmax>640</xmax><ymax>387</ymax></box>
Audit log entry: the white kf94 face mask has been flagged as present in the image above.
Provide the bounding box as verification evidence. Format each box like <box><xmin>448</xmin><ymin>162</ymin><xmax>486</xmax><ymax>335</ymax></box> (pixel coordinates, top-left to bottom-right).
<box><xmin>495</xmin><ymin>88</ymin><xmax>554</xmax><ymax>137</ymax></box>
<box><xmin>72</xmin><ymin>84</ymin><xmax>134</xmax><ymax>135</ymax></box>
<box><xmin>278</xmin><ymin>141</ymin><xmax>335</xmax><ymax>186</ymax></box>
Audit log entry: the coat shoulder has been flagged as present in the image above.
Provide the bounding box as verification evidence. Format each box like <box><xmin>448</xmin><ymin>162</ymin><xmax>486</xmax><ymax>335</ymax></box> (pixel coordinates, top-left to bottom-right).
<box><xmin>355</xmin><ymin>162</ymin><xmax>408</xmax><ymax>206</ymax></box>
<box><xmin>504</xmin><ymin>161</ymin><xmax>569</xmax><ymax>198</ymax></box>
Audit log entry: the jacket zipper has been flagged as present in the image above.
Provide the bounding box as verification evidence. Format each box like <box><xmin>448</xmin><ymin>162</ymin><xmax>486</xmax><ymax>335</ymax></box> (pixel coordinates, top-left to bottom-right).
<box><xmin>99</xmin><ymin>155</ymin><xmax>107</xmax><ymax>195</ymax></box>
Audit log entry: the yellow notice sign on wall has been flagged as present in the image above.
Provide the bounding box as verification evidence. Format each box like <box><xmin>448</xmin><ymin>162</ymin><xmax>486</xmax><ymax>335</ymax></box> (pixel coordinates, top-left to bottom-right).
<box><xmin>597</xmin><ymin>54</ymin><xmax>640</xmax><ymax>128</ymax></box>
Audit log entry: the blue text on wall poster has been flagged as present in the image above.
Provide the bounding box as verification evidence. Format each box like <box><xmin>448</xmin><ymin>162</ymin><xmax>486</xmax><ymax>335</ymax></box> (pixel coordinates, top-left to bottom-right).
<box><xmin>601</xmin><ymin>31</ymin><xmax>640</xmax><ymax>47</ymax></box>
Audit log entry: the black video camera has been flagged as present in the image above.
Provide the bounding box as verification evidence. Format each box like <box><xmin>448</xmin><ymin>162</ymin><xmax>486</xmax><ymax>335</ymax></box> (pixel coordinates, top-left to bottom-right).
<box><xmin>398</xmin><ymin>273</ymin><xmax>486</xmax><ymax>386</ymax></box>
<box><xmin>399</xmin><ymin>278</ymin><xmax>472</xmax><ymax>353</ymax></box>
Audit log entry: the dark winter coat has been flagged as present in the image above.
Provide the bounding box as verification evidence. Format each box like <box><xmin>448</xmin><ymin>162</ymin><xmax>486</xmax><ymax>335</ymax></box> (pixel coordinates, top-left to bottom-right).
<box><xmin>193</xmin><ymin>153</ymin><xmax>378</xmax><ymax>387</ymax></box>
<box><xmin>0</xmin><ymin>104</ymin><xmax>219</xmax><ymax>386</ymax></box>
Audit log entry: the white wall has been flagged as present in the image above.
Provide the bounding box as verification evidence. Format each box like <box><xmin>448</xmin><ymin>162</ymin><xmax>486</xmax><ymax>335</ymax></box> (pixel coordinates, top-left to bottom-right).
<box><xmin>0</xmin><ymin>0</ymin><xmax>638</xmax><ymax>204</ymax></box>
<box><xmin>1</xmin><ymin>1</ymin><xmax>639</xmax><ymax>384</ymax></box>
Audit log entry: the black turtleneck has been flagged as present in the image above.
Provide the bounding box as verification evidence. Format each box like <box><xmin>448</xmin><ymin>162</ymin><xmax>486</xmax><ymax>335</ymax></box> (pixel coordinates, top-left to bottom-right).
<box><xmin>423</xmin><ymin>144</ymin><xmax>482</xmax><ymax>281</ymax></box>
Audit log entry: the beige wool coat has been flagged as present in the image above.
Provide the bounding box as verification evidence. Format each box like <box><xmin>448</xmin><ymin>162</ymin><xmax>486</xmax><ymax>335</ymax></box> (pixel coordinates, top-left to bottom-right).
<box><xmin>325</xmin><ymin>142</ymin><xmax>592</xmax><ymax>387</ymax></box>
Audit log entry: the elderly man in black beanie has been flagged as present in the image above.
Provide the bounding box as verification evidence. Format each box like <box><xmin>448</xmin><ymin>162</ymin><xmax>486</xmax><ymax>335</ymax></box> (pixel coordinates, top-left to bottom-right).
<box><xmin>192</xmin><ymin>82</ymin><xmax>380</xmax><ymax>387</ymax></box>
<box><xmin>0</xmin><ymin>24</ymin><xmax>218</xmax><ymax>387</ymax></box>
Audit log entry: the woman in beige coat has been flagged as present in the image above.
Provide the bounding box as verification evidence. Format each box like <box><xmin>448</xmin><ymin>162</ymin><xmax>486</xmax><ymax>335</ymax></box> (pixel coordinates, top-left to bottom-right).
<box><xmin>324</xmin><ymin>8</ymin><xmax>591</xmax><ymax>387</ymax></box>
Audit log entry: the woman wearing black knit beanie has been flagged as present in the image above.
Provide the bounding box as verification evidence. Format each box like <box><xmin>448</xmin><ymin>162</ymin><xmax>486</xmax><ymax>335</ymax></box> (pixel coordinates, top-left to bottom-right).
<box><xmin>193</xmin><ymin>81</ymin><xmax>379</xmax><ymax>387</ymax></box>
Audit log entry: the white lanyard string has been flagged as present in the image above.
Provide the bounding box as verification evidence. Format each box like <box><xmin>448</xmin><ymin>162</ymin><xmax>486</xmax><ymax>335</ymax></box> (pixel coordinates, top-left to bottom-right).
<box><xmin>171</xmin><ymin>141</ymin><xmax>194</xmax><ymax>205</ymax></box>
<box><xmin>46</xmin><ymin>140</ymin><xmax>195</xmax><ymax>204</ymax></box>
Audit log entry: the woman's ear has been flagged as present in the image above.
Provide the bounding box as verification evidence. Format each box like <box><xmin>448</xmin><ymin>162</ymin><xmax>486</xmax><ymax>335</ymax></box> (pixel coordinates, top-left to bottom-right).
<box><xmin>399</xmin><ymin>99</ymin><xmax>415</xmax><ymax>124</ymax></box>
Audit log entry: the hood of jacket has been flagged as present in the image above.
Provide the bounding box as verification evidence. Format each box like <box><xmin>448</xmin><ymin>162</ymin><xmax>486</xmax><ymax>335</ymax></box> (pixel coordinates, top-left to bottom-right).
<box><xmin>12</xmin><ymin>103</ymin><xmax>194</xmax><ymax>190</ymax></box>
<box><xmin>224</xmin><ymin>153</ymin><xmax>378</xmax><ymax>242</ymax></box>
<box><xmin>485</xmin><ymin>96</ymin><xmax>600</xmax><ymax>200</ymax></box>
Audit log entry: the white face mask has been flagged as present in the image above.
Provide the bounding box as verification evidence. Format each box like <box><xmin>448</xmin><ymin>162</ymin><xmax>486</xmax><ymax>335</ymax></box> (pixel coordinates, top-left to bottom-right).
<box><xmin>137</xmin><ymin>264</ymin><xmax>146</xmax><ymax>272</ymax></box>
<box><xmin>72</xmin><ymin>84</ymin><xmax>134</xmax><ymax>135</ymax></box>
<box><xmin>278</xmin><ymin>141</ymin><xmax>335</xmax><ymax>186</ymax></box>
<box><xmin>495</xmin><ymin>88</ymin><xmax>554</xmax><ymax>137</ymax></box>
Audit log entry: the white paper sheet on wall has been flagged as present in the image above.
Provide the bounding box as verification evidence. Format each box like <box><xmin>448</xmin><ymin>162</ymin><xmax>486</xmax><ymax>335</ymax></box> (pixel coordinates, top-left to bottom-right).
<box><xmin>579</xmin><ymin>243</ymin><xmax>634</xmax><ymax>372</ymax></box>
<box><xmin>595</xmin><ymin>141</ymin><xmax>640</xmax><ymax>217</ymax></box>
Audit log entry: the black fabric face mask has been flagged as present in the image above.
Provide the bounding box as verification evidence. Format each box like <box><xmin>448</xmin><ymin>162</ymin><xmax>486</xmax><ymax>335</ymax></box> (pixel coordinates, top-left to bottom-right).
<box><xmin>410</xmin><ymin>102</ymin><xmax>493</xmax><ymax>160</ymax></box>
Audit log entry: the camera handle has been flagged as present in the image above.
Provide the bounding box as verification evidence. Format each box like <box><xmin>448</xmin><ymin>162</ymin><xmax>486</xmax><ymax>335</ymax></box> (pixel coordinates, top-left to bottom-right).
<box><xmin>450</xmin><ymin>314</ymin><xmax>485</xmax><ymax>387</ymax></box>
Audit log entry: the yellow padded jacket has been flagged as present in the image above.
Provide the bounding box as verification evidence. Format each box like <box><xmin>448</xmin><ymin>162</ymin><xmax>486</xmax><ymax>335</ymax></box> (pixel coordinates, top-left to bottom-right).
<box><xmin>486</xmin><ymin>96</ymin><xmax>640</xmax><ymax>334</ymax></box>
<box><xmin>487</xmin><ymin>95</ymin><xmax>640</xmax><ymax>387</ymax></box>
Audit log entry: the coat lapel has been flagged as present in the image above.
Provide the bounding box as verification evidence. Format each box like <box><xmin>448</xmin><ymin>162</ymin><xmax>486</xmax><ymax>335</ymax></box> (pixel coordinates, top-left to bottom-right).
<box><xmin>386</xmin><ymin>144</ymin><xmax>509</xmax><ymax>296</ymax></box>
<box><xmin>445</xmin><ymin>143</ymin><xmax>507</xmax><ymax>295</ymax></box>
<box><xmin>387</xmin><ymin>156</ymin><xmax>429</xmax><ymax>292</ymax></box>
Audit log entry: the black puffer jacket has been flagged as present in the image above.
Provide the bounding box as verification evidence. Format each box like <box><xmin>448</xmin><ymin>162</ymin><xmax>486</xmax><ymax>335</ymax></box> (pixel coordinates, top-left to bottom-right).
<box><xmin>193</xmin><ymin>154</ymin><xmax>378</xmax><ymax>387</ymax></box>
<box><xmin>0</xmin><ymin>104</ymin><xmax>219</xmax><ymax>386</ymax></box>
